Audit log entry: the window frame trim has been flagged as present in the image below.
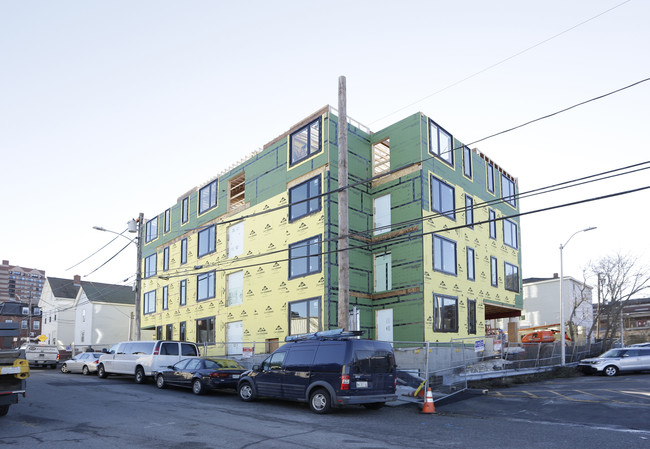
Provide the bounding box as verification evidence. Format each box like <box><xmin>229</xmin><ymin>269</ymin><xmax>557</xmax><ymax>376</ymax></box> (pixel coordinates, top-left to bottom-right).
<box><xmin>289</xmin><ymin>117</ymin><xmax>322</xmax><ymax>167</ymax></box>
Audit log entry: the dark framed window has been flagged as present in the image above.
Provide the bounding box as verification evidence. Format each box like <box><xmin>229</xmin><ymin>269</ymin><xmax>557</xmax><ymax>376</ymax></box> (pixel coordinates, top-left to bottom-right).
<box><xmin>505</xmin><ymin>262</ymin><xmax>520</xmax><ymax>292</ymax></box>
<box><xmin>179</xmin><ymin>321</ymin><xmax>186</xmax><ymax>341</ymax></box>
<box><xmin>289</xmin><ymin>175</ymin><xmax>321</xmax><ymax>221</ymax></box>
<box><xmin>487</xmin><ymin>163</ymin><xmax>495</xmax><ymax>193</ymax></box>
<box><xmin>181</xmin><ymin>196</ymin><xmax>189</xmax><ymax>224</ymax></box>
<box><xmin>289</xmin><ymin>236</ymin><xmax>322</xmax><ymax>279</ymax></box>
<box><xmin>180</xmin><ymin>279</ymin><xmax>187</xmax><ymax>306</ymax></box>
<box><xmin>489</xmin><ymin>209</ymin><xmax>497</xmax><ymax>239</ymax></box>
<box><xmin>163</xmin><ymin>247</ymin><xmax>169</xmax><ymax>271</ymax></box>
<box><xmin>468</xmin><ymin>299</ymin><xmax>477</xmax><ymax>334</ymax></box>
<box><xmin>289</xmin><ymin>297</ymin><xmax>320</xmax><ymax>335</ymax></box>
<box><xmin>145</xmin><ymin>217</ymin><xmax>158</xmax><ymax>243</ymax></box>
<box><xmin>144</xmin><ymin>253</ymin><xmax>157</xmax><ymax>278</ymax></box>
<box><xmin>433</xmin><ymin>235</ymin><xmax>457</xmax><ymax>275</ymax></box>
<box><xmin>491</xmin><ymin>257</ymin><xmax>498</xmax><ymax>287</ymax></box>
<box><xmin>502</xmin><ymin>174</ymin><xmax>516</xmax><ymax>207</ymax></box>
<box><xmin>196</xmin><ymin>316</ymin><xmax>215</xmax><ymax>344</ymax></box>
<box><xmin>197</xmin><ymin>271</ymin><xmax>216</xmax><ymax>301</ymax></box>
<box><xmin>164</xmin><ymin>209</ymin><xmax>171</xmax><ymax>233</ymax></box>
<box><xmin>503</xmin><ymin>219</ymin><xmax>518</xmax><ymax>249</ymax></box>
<box><xmin>199</xmin><ymin>180</ymin><xmax>217</xmax><ymax>214</ymax></box>
<box><xmin>465</xmin><ymin>195</ymin><xmax>474</xmax><ymax>228</ymax></box>
<box><xmin>180</xmin><ymin>238</ymin><xmax>187</xmax><ymax>265</ymax></box>
<box><xmin>433</xmin><ymin>294</ymin><xmax>458</xmax><ymax>332</ymax></box>
<box><xmin>197</xmin><ymin>225</ymin><xmax>216</xmax><ymax>258</ymax></box>
<box><xmin>290</xmin><ymin>117</ymin><xmax>321</xmax><ymax>166</ymax></box>
<box><xmin>463</xmin><ymin>146</ymin><xmax>472</xmax><ymax>178</ymax></box>
<box><xmin>467</xmin><ymin>247</ymin><xmax>475</xmax><ymax>281</ymax></box>
<box><xmin>165</xmin><ymin>323</ymin><xmax>173</xmax><ymax>340</ymax></box>
<box><xmin>431</xmin><ymin>175</ymin><xmax>455</xmax><ymax>220</ymax></box>
<box><xmin>428</xmin><ymin>119</ymin><xmax>453</xmax><ymax>166</ymax></box>
<box><xmin>143</xmin><ymin>290</ymin><xmax>156</xmax><ymax>315</ymax></box>
<box><xmin>162</xmin><ymin>286</ymin><xmax>168</xmax><ymax>310</ymax></box>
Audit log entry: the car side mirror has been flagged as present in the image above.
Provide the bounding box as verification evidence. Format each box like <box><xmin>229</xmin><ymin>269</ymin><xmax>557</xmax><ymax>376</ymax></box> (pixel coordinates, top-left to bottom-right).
<box><xmin>252</xmin><ymin>365</ymin><xmax>260</xmax><ymax>371</ymax></box>
<box><xmin>168</xmin><ymin>365</ymin><xmax>175</xmax><ymax>369</ymax></box>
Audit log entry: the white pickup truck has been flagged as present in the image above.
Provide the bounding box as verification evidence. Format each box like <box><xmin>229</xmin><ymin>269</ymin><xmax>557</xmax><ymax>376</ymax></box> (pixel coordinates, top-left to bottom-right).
<box><xmin>20</xmin><ymin>344</ymin><xmax>59</xmax><ymax>369</ymax></box>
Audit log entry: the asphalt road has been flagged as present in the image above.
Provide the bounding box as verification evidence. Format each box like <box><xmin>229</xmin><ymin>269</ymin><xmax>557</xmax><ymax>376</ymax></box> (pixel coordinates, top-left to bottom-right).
<box><xmin>1</xmin><ymin>368</ymin><xmax>649</xmax><ymax>448</ymax></box>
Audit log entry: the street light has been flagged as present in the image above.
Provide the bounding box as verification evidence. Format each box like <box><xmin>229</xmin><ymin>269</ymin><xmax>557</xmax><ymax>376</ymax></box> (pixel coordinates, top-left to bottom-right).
<box><xmin>559</xmin><ymin>226</ymin><xmax>596</xmax><ymax>365</ymax></box>
<box><xmin>93</xmin><ymin>213</ymin><xmax>144</xmax><ymax>340</ymax></box>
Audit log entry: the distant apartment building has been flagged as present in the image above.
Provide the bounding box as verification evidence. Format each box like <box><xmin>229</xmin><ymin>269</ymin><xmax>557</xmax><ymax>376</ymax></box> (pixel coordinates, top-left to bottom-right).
<box><xmin>0</xmin><ymin>260</ymin><xmax>45</xmax><ymax>303</ymax></box>
<box><xmin>137</xmin><ymin>106</ymin><xmax>522</xmax><ymax>352</ymax></box>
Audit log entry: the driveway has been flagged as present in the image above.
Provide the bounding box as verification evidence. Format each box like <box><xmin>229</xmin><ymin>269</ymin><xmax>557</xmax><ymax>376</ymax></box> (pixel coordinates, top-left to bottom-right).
<box><xmin>441</xmin><ymin>372</ymin><xmax>650</xmax><ymax>433</ymax></box>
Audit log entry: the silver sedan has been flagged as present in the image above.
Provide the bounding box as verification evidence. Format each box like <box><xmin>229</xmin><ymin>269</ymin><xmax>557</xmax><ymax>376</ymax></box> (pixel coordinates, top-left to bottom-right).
<box><xmin>60</xmin><ymin>352</ymin><xmax>103</xmax><ymax>375</ymax></box>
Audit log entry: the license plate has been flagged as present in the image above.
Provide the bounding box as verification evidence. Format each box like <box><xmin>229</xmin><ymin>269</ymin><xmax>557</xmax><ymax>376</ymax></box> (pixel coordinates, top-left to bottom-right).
<box><xmin>39</xmin><ymin>354</ymin><xmax>45</xmax><ymax>357</ymax></box>
<box><xmin>356</xmin><ymin>381</ymin><xmax>368</xmax><ymax>388</ymax></box>
<box><xmin>232</xmin><ymin>374</ymin><xmax>240</xmax><ymax>379</ymax></box>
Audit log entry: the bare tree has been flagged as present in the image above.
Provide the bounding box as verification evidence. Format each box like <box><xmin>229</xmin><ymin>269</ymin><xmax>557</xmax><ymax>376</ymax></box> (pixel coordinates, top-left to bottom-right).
<box><xmin>586</xmin><ymin>253</ymin><xmax>650</xmax><ymax>348</ymax></box>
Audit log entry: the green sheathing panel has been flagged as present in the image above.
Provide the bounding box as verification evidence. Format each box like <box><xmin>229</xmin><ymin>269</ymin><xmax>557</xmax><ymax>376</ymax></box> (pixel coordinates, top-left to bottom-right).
<box><xmin>140</xmin><ymin>110</ymin><xmax>334</xmax><ymax>349</ymax></box>
<box><xmin>325</xmin><ymin>113</ymin><xmax>426</xmax><ymax>340</ymax></box>
<box><xmin>420</xmin><ymin>113</ymin><xmax>522</xmax><ymax>343</ymax></box>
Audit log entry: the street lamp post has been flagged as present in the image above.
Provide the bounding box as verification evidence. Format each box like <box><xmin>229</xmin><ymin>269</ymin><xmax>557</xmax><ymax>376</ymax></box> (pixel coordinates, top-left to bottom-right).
<box><xmin>93</xmin><ymin>212</ymin><xmax>144</xmax><ymax>340</ymax></box>
<box><xmin>559</xmin><ymin>226</ymin><xmax>596</xmax><ymax>366</ymax></box>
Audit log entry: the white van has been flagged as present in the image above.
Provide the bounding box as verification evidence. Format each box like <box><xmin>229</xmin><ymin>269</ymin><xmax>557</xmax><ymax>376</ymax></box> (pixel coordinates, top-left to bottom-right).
<box><xmin>97</xmin><ymin>340</ymin><xmax>199</xmax><ymax>383</ymax></box>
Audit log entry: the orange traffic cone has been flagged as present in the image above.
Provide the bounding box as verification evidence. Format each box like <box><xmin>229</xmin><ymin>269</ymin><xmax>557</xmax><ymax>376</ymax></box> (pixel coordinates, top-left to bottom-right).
<box><xmin>421</xmin><ymin>387</ymin><xmax>436</xmax><ymax>414</ymax></box>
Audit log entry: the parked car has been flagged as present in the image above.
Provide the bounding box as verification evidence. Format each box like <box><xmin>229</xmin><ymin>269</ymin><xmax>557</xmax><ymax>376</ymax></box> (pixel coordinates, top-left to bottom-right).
<box><xmin>154</xmin><ymin>357</ymin><xmax>246</xmax><ymax>395</ymax></box>
<box><xmin>578</xmin><ymin>347</ymin><xmax>650</xmax><ymax>376</ymax></box>
<box><xmin>20</xmin><ymin>344</ymin><xmax>59</xmax><ymax>369</ymax></box>
<box><xmin>97</xmin><ymin>340</ymin><xmax>200</xmax><ymax>383</ymax></box>
<box><xmin>237</xmin><ymin>329</ymin><xmax>397</xmax><ymax>414</ymax></box>
<box><xmin>60</xmin><ymin>352</ymin><xmax>103</xmax><ymax>375</ymax></box>
<box><xmin>630</xmin><ymin>342</ymin><xmax>650</xmax><ymax>348</ymax></box>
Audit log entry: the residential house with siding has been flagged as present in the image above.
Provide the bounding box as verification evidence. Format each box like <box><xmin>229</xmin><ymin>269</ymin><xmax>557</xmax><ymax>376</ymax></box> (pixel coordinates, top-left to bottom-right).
<box><xmin>139</xmin><ymin>106</ymin><xmax>522</xmax><ymax>353</ymax></box>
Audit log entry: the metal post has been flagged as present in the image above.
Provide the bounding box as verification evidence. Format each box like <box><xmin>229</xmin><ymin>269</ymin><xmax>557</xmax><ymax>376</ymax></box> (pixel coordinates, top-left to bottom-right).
<box><xmin>337</xmin><ymin>76</ymin><xmax>349</xmax><ymax>331</ymax></box>
<box><xmin>560</xmin><ymin>244</ymin><xmax>565</xmax><ymax>366</ymax></box>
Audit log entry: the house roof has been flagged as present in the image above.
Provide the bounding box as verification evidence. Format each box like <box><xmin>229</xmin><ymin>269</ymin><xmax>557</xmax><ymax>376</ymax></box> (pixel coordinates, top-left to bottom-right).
<box><xmin>80</xmin><ymin>282</ymin><xmax>134</xmax><ymax>305</ymax></box>
<box><xmin>47</xmin><ymin>277</ymin><xmax>80</xmax><ymax>299</ymax></box>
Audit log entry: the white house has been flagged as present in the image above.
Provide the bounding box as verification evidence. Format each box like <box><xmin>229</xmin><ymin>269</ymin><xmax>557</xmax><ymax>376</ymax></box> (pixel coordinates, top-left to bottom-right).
<box><xmin>520</xmin><ymin>275</ymin><xmax>594</xmax><ymax>341</ymax></box>
<box><xmin>73</xmin><ymin>281</ymin><xmax>145</xmax><ymax>349</ymax></box>
<box><xmin>39</xmin><ymin>276</ymin><xmax>81</xmax><ymax>350</ymax></box>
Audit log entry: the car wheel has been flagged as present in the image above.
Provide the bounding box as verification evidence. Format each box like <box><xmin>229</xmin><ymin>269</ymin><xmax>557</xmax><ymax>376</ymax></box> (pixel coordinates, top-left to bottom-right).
<box><xmin>82</xmin><ymin>366</ymin><xmax>90</xmax><ymax>376</ymax></box>
<box><xmin>135</xmin><ymin>367</ymin><xmax>146</xmax><ymax>384</ymax></box>
<box><xmin>604</xmin><ymin>365</ymin><xmax>619</xmax><ymax>377</ymax></box>
<box><xmin>238</xmin><ymin>382</ymin><xmax>255</xmax><ymax>402</ymax></box>
<box><xmin>192</xmin><ymin>379</ymin><xmax>206</xmax><ymax>395</ymax></box>
<box><xmin>309</xmin><ymin>388</ymin><xmax>332</xmax><ymax>414</ymax></box>
<box><xmin>363</xmin><ymin>402</ymin><xmax>385</xmax><ymax>410</ymax></box>
<box><xmin>0</xmin><ymin>405</ymin><xmax>9</xmax><ymax>417</ymax></box>
<box><xmin>60</xmin><ymin>363</ymin><xmax>69</xmax><ymax>374</ymax></box>
<box><xmin>156</xmin><ymin>374</ymin><xmax>166</xmax><ymax>389</ymax></box>
<box><xmin>97</xmin><ymin>364</ymin><xmax>107</xmax><ymax>378</ymax></box>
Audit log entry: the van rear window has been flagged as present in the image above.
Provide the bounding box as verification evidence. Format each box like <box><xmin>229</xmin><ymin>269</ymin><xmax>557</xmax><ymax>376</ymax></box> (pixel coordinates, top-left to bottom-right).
<box><xmin>352</xmin><ymin>350</ymin><xmax>394</xmax><ymax>374</ymax></box>
<box><xmin>181</xmin><ymin>343</ymin><xmax>198</xmax><ymax>356</ymax></box>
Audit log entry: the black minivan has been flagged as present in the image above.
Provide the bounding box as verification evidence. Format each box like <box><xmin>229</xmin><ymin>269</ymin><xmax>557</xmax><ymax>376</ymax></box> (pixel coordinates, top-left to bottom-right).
<box><xmin>237</xmin><ymin>330</ymin><xmax>397</xmax><ymax>413</ymax></box>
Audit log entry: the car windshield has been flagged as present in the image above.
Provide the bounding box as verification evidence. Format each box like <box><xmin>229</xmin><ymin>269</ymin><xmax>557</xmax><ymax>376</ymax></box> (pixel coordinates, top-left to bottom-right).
<box><xmin>205</xmin><ymin>359</ymin><xmax>243</xmax><ymax>369</ymax></box>
<box><xmin>600</xmin><ymin>349</ymin><xmax>626</xmax><ymax>358</ymax></box>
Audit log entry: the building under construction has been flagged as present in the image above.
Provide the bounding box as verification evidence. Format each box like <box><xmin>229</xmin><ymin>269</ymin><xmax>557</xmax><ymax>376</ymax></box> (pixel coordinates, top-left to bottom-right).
<box><xmin>138</xmin><ymin>106</ymin><xmax>522</xmax><ymax>352</ymax></box>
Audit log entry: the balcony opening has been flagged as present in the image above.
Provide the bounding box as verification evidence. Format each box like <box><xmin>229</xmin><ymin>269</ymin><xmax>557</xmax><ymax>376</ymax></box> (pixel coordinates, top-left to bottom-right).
<box><xmin>372</xmin><ymin>138</ymin><xmax>390</xmax><ymax>176</ymax></box>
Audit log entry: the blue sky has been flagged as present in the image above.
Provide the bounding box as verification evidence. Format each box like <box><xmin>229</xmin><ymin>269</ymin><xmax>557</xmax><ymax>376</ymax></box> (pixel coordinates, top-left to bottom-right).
<box><xmin>1</xmin><ymin>0</ymin><xmax>649</xmax><ymax>290</ymax></box>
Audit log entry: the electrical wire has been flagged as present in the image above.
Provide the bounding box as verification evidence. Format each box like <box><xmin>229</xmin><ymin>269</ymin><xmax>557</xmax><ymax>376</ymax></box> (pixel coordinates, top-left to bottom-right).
<box><xmin>153</xmin><ymin>160</ymin><xmax>650</xmax><ymax>279</ymax></box>
<box><xmin>368</xmin><ymin>0</ymin><xmax>633</xmax><ymax>125</ymax></box>
<box><xmin>65</xmin><ymin>228</ymin><xmax>129</xmax><ymax>271</ymax></box>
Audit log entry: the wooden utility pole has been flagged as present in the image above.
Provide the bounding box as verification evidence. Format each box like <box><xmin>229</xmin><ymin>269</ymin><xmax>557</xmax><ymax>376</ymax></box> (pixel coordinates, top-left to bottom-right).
<box><xmin>134</xmin><ymin>212</ymin><xmax>144</xmax><ymax>340</ymax></box>
<box><xmin>337</xmin><ymin>76</ymin><xmax>349</xmax><ymax>331</ymax></box>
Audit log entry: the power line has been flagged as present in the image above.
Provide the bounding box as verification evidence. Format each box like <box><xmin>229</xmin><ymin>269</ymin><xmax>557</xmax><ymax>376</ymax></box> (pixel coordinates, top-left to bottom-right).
<box><xmin>154</xmin><ymin>160</ymin><xmax>650</xmax><ymax>279</ymax></box>
<box><xmin>368</xmin><ymin>0</ymin><xmax>633</xmax><ymax>125</ymax></box>
<box><xmin>65</xmin><ymin>227</ymin><xmax>129</xmax><ymax>271</ymax></box>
